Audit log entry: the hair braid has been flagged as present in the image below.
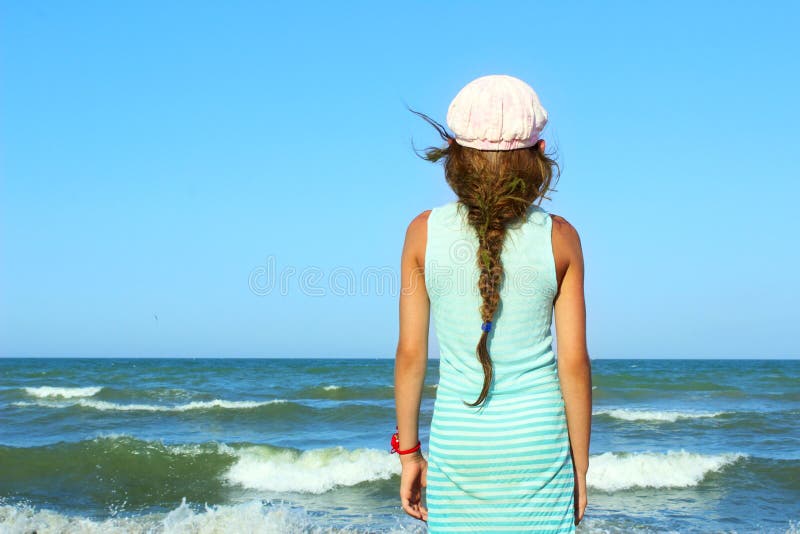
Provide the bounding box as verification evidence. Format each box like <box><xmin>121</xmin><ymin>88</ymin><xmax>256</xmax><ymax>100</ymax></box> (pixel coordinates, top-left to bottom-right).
<box><xmin>468</xmin><ymin>205</ymin><xmax>506</xmax><ymax>406</ymax></box>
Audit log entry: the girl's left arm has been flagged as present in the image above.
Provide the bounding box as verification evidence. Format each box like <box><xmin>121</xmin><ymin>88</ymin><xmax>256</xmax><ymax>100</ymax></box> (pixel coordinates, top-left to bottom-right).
<box><xmin>394</xmin><ymin>210</ymin><xmax>431</xmax><ymax>455</ymax></box>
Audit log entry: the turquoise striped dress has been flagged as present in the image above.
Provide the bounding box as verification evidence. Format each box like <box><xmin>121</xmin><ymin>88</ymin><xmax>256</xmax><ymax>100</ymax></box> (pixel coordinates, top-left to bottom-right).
<box><xmin>424</xmin><ymin>201</ymin><xmax>575</xmax><ymax>533</ymax></box>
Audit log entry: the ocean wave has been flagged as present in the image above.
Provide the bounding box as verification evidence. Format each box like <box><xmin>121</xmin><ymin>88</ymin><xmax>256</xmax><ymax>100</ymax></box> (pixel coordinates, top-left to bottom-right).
<box><xmin>296</xmin><ymin>383</ymin><xmax>437</xmax><ymax>400</ymax></box>
<box><xmin>12</xmin><ymin>398</ymin><xmax>288</xmax><ymax>412</ymax></box>
<box><xmin>0</xmin><ymin>498</ymin><xmax>426</xmax><ymax>534</ymax></box>
<box><xmin>0</xmin><ymin>500</ymin><xmax>796</xmax><ymax>534</ymax></box>
<box><xmin>593</xmin><ymin>408</ymin><xmax>727</xmax><ymax>422</ymax></box>
<box><xmin>8</xmin><ymin>397</ymin><xmax>393</xmax><ymax>425</ymax></box>
<box><xmin>587</xmin><ymin>449</ymin><xmax>747</xmax><ymax>491</ymax></box>
<box><xmin>0</xmin><ymin>436</ymin><xmax>402</xmax><ymax>498</ymax></box>
<box><xmin>23</xmin><ymin>386</ymin><xmax>103</xmax><ymax>398</ymax></box>
<box><xmin>224</xmin><ymin>444</ymin><xmax>399</xmax><ymax>494</ymax></box>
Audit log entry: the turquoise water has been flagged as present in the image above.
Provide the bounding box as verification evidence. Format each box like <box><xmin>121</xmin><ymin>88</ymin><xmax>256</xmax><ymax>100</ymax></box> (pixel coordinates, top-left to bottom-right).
<box><xmin>0</xmin><ymin>357</ymin><xmax>798</xmax><ymax>533</ymax></box>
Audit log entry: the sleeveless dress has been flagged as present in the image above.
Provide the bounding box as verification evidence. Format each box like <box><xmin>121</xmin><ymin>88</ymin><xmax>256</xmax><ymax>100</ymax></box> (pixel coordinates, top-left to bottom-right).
<box><xmin>424</xmin><ymin>200</ymin><xmax>576</xmax><ymax>533</ymax></box>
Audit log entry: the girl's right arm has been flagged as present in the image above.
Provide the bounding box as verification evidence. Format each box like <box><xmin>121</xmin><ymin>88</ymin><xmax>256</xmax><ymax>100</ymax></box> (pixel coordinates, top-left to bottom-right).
<box><xmin>551</xmin><ymin>215</ymin><xmax>592</xmax><ymax>516</ymax></box>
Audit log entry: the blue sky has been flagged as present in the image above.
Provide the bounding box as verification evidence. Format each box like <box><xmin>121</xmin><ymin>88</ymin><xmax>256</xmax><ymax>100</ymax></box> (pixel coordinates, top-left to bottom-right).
<box><xmin>1</xmin><ymin>2</ymin><xmax>797</xmax><ymax>358</ymax></box>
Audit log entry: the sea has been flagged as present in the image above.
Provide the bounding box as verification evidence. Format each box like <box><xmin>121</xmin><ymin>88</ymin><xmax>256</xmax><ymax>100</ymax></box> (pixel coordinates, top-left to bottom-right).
<box><xmin>0</xmin><ymin>357</ymin><xmax>797</xmax><ymax>534</ymax></box>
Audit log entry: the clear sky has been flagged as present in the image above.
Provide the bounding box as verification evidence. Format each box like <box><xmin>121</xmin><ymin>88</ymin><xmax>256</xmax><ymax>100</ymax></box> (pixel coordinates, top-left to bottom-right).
<box><xmin>1</xmin><ymin>2</ymin><xmax>797</xmax><ymax>359</ymax></box>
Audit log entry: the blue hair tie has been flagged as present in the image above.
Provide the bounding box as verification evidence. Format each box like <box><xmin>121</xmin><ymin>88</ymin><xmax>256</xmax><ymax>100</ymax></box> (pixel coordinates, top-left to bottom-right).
<box><xmin>481</xmin><ymin>321</ymin><xmax>492</xmax><ymax>332</ymax></box>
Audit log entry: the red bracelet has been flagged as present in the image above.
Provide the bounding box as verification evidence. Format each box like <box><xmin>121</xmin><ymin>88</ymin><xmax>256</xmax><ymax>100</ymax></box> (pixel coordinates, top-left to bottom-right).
<box><xmin>391</xmin><ymin>426</ymin><xmax>422</xmax><ymax>455</ymax></box>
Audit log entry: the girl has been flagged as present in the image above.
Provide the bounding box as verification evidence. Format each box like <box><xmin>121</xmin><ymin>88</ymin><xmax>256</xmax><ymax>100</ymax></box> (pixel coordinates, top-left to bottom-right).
<box><xmin>393</xmin><ymin>74</ymin><xmax>592</xmax><ymax>533</ymax></box>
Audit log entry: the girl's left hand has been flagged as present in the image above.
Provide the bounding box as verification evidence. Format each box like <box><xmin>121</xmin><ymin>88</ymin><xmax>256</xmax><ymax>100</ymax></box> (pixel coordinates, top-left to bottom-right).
<box><xmin>399</xmin><ymin>452</ymin><xmax>428</xmax><ymax>522</ymax></box>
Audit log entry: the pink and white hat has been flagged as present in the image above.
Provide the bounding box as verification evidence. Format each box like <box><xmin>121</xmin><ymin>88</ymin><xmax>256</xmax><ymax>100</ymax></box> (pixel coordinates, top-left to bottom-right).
<box><xmin>446</xmin><ymin>74</ymin><xmax>548</xmax><ymax>151</ymax></box>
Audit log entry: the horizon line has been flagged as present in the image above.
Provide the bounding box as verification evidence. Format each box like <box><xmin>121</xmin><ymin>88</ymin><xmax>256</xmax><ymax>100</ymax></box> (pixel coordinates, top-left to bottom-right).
<box><xmin>0</xmin><ymin>355</ymin><xmax>797</xmax><ymax>360</ymax></box>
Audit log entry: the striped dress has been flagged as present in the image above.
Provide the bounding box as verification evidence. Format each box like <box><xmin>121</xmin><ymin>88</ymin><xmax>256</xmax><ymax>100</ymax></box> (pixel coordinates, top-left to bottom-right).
<box><xmin>424</xmin><ymin>201</ymin><xmax>575</xmax><ymax>533</ymax></box>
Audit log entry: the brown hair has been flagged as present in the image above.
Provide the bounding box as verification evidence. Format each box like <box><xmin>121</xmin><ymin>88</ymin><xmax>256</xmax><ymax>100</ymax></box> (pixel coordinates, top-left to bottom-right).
<box><xmin>411</xmin><ymin>109</ymin><xmax>560</xmax><ymax>407</ymax></box>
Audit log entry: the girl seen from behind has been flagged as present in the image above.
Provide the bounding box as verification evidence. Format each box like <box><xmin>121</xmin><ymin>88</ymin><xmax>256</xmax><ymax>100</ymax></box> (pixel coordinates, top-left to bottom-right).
<box><xmin>393</xmin><ymin>74</ymin><xmax>592</xmax><ymax>533</ymax></box>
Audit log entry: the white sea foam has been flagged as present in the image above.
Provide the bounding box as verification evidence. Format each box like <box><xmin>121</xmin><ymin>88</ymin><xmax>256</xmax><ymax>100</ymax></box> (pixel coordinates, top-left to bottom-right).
<box><xmin>587</xmin><ymin>449</ymin><xmax>747</xmax><ymax>491</ymax></box>
<box><xmin>0</xmin><ymin>498</ymin><xmax>791</xmax><ymax>534</ymax></box>
<box><xmin>323</xmin><ymin>385</ymin><xmax>340</xmax><ymax>391</ymax></box>
<box><xmin>0</xmin><ymin>498</ymin><xmax>427</xmax><ymax>533</ymax></box>
<box><xmin>12</xmin><ymin>398</ymin><xmax>288</xmax><ymax>412</ymax></box>
<box><xmin>224</xmin><ymin>445</ymin><xmax>401</xmax><ymax>493</ymax></box>
<box><xmin>594</xmin><ymin>408</ymin><xmax>727</xmax><ymax>422</ymax></box>
<box><xmin>23</xmin><ymin>386</ymin><xmax>103</xmax><ymax>398</ymax></box>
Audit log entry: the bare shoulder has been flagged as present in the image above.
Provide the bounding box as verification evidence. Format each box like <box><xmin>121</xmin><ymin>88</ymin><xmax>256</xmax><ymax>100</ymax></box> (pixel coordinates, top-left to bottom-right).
<box><xmin>403</xmin><ymin>210</ymin><xmax>432</xmax><ymax>263</ymax></box>
<box><xmin>406</xmin><ymin>210</ymin><xmax>431</xmax><ymax>242</ymax></box>
<box><xmin>550</xmin><ymin>213</ymin><xmax>583</xmax><ymax>257</ymax></box>
<box><xmin>408</xmin><ymin>210</ymin><xmax>432</xmax><ymax>233</ymax></box>
<box><xmin>549</xmin><ymin>214</ymin><xmax>584</xmax><ymax>290</ymax></box>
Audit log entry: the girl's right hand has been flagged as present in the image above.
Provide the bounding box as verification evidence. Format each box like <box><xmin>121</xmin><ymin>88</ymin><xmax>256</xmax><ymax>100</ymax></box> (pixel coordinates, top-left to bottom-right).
<box><xmin>573</xmin><ymin>466</ymin><xmax>587</xmax><ymax>526</ymax></box>
<box><xmin>399</xmin><ymin>452</ymin><xmax>428</xmax><ymax>522</ymax></box>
